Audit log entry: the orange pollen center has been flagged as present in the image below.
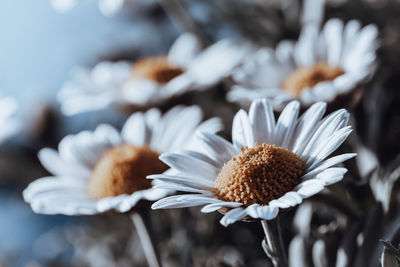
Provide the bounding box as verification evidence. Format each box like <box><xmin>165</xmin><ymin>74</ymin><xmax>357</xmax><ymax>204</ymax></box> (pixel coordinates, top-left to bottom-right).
<box><xmin>88</xmin><ymin>144</ymin><xmax>168</xmax><ymax>199</ymax></box>
<box><xmin>282</xmin><ymin>62</ymin><xmax>345</xmax><ymax>97</ymax></box>
<box><xmin>214</xmin><ymin>143</ymin><xmax>304</xmax><ymax>206</ymax></box>
<box><xmin>131</xmin><ymin>56</ymin><xmax>184</xmax><ymax>84</ymax></box>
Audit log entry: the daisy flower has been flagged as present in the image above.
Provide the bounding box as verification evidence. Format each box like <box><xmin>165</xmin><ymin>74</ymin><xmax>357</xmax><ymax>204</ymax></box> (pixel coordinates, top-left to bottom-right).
<box><xmin>0</xmin><ymin>96</ymin><xmax>20</xmax><ymax>143</ymax></box>
<box><xmin>228</xmin><ymin>19</ymin><xmax>378</xmax><ymax>110</ymax></box>
<box><xmin>151</xmin><ymin>99</ymin><xmax>356</xmax><ymax>226</ymax></box>
<box><xmin>58</xmin><ymin>33</ymin><xmax>248</xmax><ymax>116</ymax></box>
<box><xmin>23</xmin><ymin>105</ymin><xmax>222</xmax><ymax>215</ymax></box>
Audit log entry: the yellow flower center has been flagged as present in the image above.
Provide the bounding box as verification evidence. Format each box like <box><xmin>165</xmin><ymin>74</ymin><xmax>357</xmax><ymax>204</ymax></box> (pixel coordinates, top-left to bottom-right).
<box><xmin>214</xmin><ymin>143</ymin><xmax>304</xmax><ymax>206</ymax></box>
<box><xmin>282</xmin><ymin>62</ymin><xmax>345</xmax><ymax>97</ymax></box>
<box><xmin>88</xmin><ymin>144</ymin><xmax>168</xmax><ymax>199</ymax></box>
<box><xmin>131</xmin><ymin>56</ymin><xmax>184</xmax><ymax>84</ymax></box>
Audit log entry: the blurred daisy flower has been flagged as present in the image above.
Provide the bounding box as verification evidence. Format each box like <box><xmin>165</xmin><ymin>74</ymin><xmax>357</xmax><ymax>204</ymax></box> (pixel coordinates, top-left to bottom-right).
<box><xmin>151</xmin><ymin>99</ymin><xmax>355</xmax><ymax>226</ymax></box>
<box><xmin>23</xmin><ymin>106</ymin><xmax>222</xmax><ymax>215</ymax></box>
<box><xmin>0</xmin><ymin>96</ymin><xmax>20</xmax><ymax>143</ymax></box>
<box><xmin>228</xmin><ymin>19</ymin><xmax>379</xmax><ymax>110</ymax></box>
<box><xmin>58</xmin><ymin>33</ymin><xmax>248</xmax><ymax>116</ymax></box>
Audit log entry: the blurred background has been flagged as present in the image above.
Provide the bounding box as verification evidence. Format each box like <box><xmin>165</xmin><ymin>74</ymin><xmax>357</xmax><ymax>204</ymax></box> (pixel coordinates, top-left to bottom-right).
<box><xmin>1</xmin><ymin>0</ymin><xmax>400</xmax><ymax>266</ymax></box>
<box><xmin>1</xmin><ymin>1</ymin><xmax>169</xmax><ymax>265</ymax></box>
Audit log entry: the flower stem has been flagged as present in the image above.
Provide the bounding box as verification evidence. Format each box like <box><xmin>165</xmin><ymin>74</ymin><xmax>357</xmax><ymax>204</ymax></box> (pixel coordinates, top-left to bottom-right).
<box><xmin>261</xmin><ymin>218</ymin><xmax>288</xmax><ymax>267</ymax></box>
<box><xmin>156</xmin><ymin>0</ymin><xmax>209</xmax><ymax>46</ymax></box>
<box><xmin>131</xmin><ymin>212</ymin><xmax>161</xmax><ymax>267</ymax></box>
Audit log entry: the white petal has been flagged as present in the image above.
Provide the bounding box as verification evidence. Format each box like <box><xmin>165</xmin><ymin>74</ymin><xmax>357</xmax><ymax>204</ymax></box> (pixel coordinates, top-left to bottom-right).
<box><xmin>333</xmin><ymin>74</ymin><xmax>358</xmax><ymax>95</ymax></box>
<box><xmin>306</xmin><ymin>126</ymin><xmax>352</xmax><ymax>169</ymax></box>
<box><xmin>295</xmin><ymin>180</ymin><xmax>325</xmax><ymax>198</ymax></box>
<box><xmin>303</xmin><ymin>153</ymin><xmax>356</xmax><ymax>178</ymax></box>
<box><xmin>121</xmin><ymin>79</ymin><xmax>159</xmax><ymax>105</ymax></box>
<box><xmin>148</xmin><ymin>174</ymin><xmax>215</xmax><ymax>190</ymax></box>
<box><xmin>96</xmin><ymin>194</ymin><xmax>130</xmax><ymax>212</ymax></box>
<box><xmin>188</xmin><ymin>40</ymin><xmax>248</xmax><ymax>87</ymax></box>
<box><xmin>343</xmin><ymin>24</ymin><xmax>378</xmax><ymax>73</ymax></box>
<box><xmin>201</xmin><ymin>202</ymin><xmax>242</xmax><ymax>213</ymax></box>
<box><xmin>144</xmin><ymin>108</ymin><xmax>162</xmax><ymax>133</ymax></box>
<box><xmin>295</xmin><ymin>24</ymin><xmax>319</xmax><ymax>66</ymax></box>
<box><xmin>117</xmin><ymin>188</ymin><xmax>170</xmax><ymax>212</ymax></box>
<box><xmin>312</xmin><ymin>81</ymin><xmax>337</xmax><ymax>102</ymax></box>
<box><xmin>274</xmin><ymin>100</ymin><xmax>300</xmax><ymax>148</ymax></box>
<box><xmin>184</xmin><ymin>118</ymin><xmax>224</xmax><ymax>153</ymax></box>
<box><xmin>38</xmin><ymin>148</ymin><xmax>91</xmax><ymax>177</ymax></box>
<box><xmin>232</xmin><ymin>110</ymin><xmax>254</xmax><ymax>148</ymax></box>
<box><xmin>235</xmin><ymin>47</ymin><xmax>294</xmax><ymax>88</ymax></box>
<box><xmin>122</xmin><ymin>112</ymin><xmax>149</xmax><ymax>146</ymax></box>
<box><xmin>299</xmin><ymin>88</ymin><xmax>317</xmax><ymax>105</ymax></box>
<box><xmin>57</xmin><ymin>62</ymin><xmax>130</xmax><ymax>115</ymax></box>
<box><xmin>291</xmin><ymin>102</ymin><xmax>326</xmax><ymax>153</ymax></box>
<box><xmin>195</xmin><ymin>132</ymin><xmax>237</xmax><ymax>166</ymax></box>
<box><xmin>149</xmin><ymin>106</ymin><xmax>184</xmax><ymax>149</ymax></box>
<box><xmin>289</xmin><ymin>236</ymin><xmax>307</xmax><ymax>267</ymax></box>
<box><xmin>302</xmin><ymin>109</ymin><xmax>350</xmax><ymax>156</ymax></box>
<box><xmin>162</xmin><ymin>74</ymin><xmax>194</xmax><ymax>97</ymax></box>
<box><xmin>178</xmin><ymin>150</ymin><xmax>220</xmax><ymax>168</ymax></box>
<box><xmin>245</xmin><ymin>204</ymin><xmax>279</xmax><ymax>220</ymax></box>
<box><xmin>153</xmin><ymin>183</ymin><xmax>209</xmax><ymax>194</ymax></box>
<box><xmin>293</xmin><ymin>203</ymin><xmax>313</xmax><ymax>236</ymax></box>
<box><xmin>195</xmin><ymin>117</ymin><xmax>224</xmax><ymax>135</ymax></box>
<box><xmin>29</xmin><ymin>191</ymin><xmax>97</xmax><ymax>215</ymax></box>
<box><xmin>150</xmin><ymin>106</ymin><xmax>203</xmax><ymax>152</ymax></box>
<box><xmin>26</xmin><ymin>185</ymin><xmax>88</xmax><ymax>203</ymax></box>
<box><xmin>23</xmin><ymin>176</ymin><xmax>87</xmax><ymax>202</ymax></box>
<box><xmin>300</xmin><ymin>109</ymin><xmax>349</xmax><ymax>160</ymax></box>
<box><xmin>323</xmin><ymin>19</ymin><xmax>344</xmax><ymax>66</ymax></box>
<box><xmin>355</xmin><ymin>145</ymin><xmax>378</xmax><ymax>178</ymax></box>
<box><xmin>227</xmin><ymin>86</ymin><xmax>291</xmax><ymax>110</ymax></box>
<box><xmin>249</xmin><ymin>99</ymin><xmax>276</xmax><ymax>145</ymax></box>
<box><xmin>341</xmin><ymin>20</ymin><xmax>361</xmax><ymax>66</ymax></box>
<box><xmin>220</xmin><ymin>207</ymin><xmax>248</xmax><ymax>227</ymax></box>
<box><xmin>160</xmin><ymin>152</ymin><xmax>219</xmax><ymax>181</ymax></box>
<box><xmin>315</xmin><ymin>167</ymin><xmax>347</xmax><ymax>185</ymax></box>
<box><xmin>58</xmin><ymin>124</ymin><xmax>121</xmax><ymax>169</ymax></box>
<box><xmin>269</xmin><ymin>192</ymin><xmax>303</xmax><ymax>209</ymax></box>
<box><xmin>60</xmin><ymin>93</ymin><xmax>118</xmax><ymax>116</ymax></box>
<box><xmin>94</xmin><ymin>124</ymin><xmax>122</xmax><ymax>146</ymax></box>
<box><xmin>152</xmin><ymin>194</ymin><xmax>218</xmax><ymax>209</ymax></box>
<box><xmin>312</xmin><ymin>240</ymin><xmax>328</xmax><ymax>267</ymax></box>
<box><xmin>162</xmin><ymin>106</ymin><xmax>203</xmax><ymax>152</ymax></box>
<box><xmin>168</xmin><ymin>33</ymin><xmax>202</xmax><ymax>67</ymax></box>
<box><xmin>275</xmin><ymin>41</ymin><xmax>295</xmax><ymax>64</ymax></box>
<box><xmin>302</xmin><ymin>0</ymin><xmax>324</xmax><ymax>25</ymax></box>
<box><xmin>30</xmin><ymin>202</ymin><xmax>98</xmax><ymax>215</ymax></box>
<box><xmin>75</xmin><ymin>132</ymin><xmax>107</xmax><ymax>168</ymax></box>
<box><xmin>56</xmin><ymin>136</ymin><xmax>77</xmax><ymax>163</ymax></box>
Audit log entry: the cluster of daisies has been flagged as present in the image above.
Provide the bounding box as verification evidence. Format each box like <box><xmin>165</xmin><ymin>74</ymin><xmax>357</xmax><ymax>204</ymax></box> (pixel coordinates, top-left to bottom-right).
<box><xmin>23</xmin><ymin>96</ymin><xmax>355</xmax><ymax>226</ymax></box>
<box><xmin>22</xmin><ymin>14</ymin><xmax>378</xmax><ymax>229</ymax></box>
<box><xmin>57</xmin><ymin>19</ymin><xmax>378</xmax><ymax>115</ymax></box>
